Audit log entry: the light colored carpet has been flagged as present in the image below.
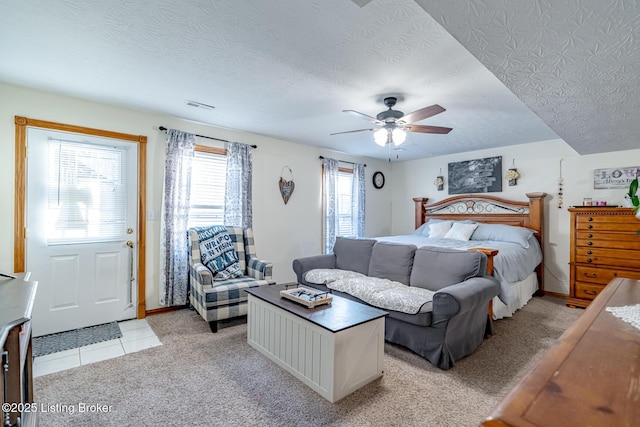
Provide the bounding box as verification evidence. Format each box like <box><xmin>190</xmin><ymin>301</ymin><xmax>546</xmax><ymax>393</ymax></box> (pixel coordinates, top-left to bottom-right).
<box><xmin>34</xmin><ymin>296</ymin><xmax>581</xmax><ymax>427</ymax></box>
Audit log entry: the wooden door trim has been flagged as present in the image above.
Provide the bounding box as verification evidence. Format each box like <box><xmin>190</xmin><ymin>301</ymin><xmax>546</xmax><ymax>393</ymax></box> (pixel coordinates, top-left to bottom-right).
<box><xmin>14</xmin><ymin>116</ymin><xmax>148</xmax><ymax>319</ymax></box>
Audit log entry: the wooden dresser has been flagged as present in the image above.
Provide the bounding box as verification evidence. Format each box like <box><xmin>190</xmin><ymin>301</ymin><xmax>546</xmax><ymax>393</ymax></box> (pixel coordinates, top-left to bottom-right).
<box><xmin>1</xmin><ymin>273</ymin><xmax>38</xmax><ymax>427</ymax></box>
<box><xmin>483</xmin><ymin>277</ymin><xmax>640</xmax><ymax>427</ymax></box>
<box><xmin>567</xmin><ymin>207</ymin><xmax>640</xmax><ymax>308</ymax></box>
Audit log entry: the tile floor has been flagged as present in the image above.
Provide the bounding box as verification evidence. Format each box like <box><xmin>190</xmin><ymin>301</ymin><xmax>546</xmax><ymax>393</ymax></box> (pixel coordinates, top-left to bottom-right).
<box><xmin>33</xmin><ymin>319</ymin><xmax>162</xmax><ymax>377</ymax></box>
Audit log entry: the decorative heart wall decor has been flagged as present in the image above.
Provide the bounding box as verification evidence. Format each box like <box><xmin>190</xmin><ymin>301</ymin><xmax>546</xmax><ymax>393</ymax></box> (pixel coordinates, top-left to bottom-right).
<box><xmin>279</xmin><ymin>166</ymin><xmax>295</xmax><ymax>205</ymax></box>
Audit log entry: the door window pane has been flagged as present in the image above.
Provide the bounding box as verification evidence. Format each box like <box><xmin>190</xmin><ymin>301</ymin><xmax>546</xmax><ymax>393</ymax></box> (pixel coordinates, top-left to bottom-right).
<box><xmin>47</xmin><ymin>141</ymin><xmax>127</xmax><ymax>244</ymax></box>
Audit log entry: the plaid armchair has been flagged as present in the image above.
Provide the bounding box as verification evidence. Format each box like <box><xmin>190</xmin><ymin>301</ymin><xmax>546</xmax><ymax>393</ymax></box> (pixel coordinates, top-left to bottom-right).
<box><xmin>188</xmin><ymin>226</ymin><xmax>276</xmax><ymax>332</ymax></box>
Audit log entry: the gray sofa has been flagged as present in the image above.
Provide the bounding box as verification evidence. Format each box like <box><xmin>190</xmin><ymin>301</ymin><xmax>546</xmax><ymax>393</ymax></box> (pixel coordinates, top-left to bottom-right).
<box><xmin>292</xmin><ymin>237</ymin><xmax>500</xmax><ymax>369</ymax></box>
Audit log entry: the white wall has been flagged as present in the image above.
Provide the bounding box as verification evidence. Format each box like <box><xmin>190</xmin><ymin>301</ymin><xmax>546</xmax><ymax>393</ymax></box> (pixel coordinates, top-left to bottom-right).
<box><xmin>4</xmin><ymin>81</ymin><xmax>637</xmax><ymax>304</ymax></box>
<box><xmin>391</xmin><ymin>140</ymin><xmax>640</xmax><ymax>295</ymax></box>
<box><xmin>0</xmin><ymin>82</ymin><xmax>392</xmax><ymax>310</ymax></box>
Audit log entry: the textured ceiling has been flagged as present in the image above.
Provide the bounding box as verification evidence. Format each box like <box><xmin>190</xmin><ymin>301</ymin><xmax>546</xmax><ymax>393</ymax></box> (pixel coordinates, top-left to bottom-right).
<box><xmin>416</xmin><ymin>0</ymin><xmax>640</xmax><ymax>155</ymax></box>
<box><xmin>0</xmin><ymin>1</ymin><xmax>635</xmax><ymax>161</ymax></box>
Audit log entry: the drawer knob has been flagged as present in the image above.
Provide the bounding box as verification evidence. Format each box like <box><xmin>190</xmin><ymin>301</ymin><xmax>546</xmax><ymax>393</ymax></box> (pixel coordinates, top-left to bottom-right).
<box><xmin>587</xmin><ymin>217</ymin><xmax>593</xmax><ymax>221</ymax></box>
<box><xmin>613</xmin><ymin>272</ymin><xmax>618</xmax><ymax>277</ymax></box>
<box><xmin>584</xmin><ymin>272</ymin><xmax>597</xmax><ymax>278</ymax></box>
<box><xmin>584</xmin><ymin>289</ymin><xmax>597</xmax><ymax>296</ymax></box>
<box><xmin>587</xmin><ymin>251</ymin><xmax>592</xmax><ymax>255</ymax></box>
<box><xmin>587</xmin><ymin>241</ymin><xmax>593</xmax><ymax>246</ymax></box>
<box><xmin>587</xmin><ymin>258</ymin><xmax>592</xmax><ymax>263</ymax></box>
<box><xmin>587</xmin><ymin>234</ymin><xmax>593</xmax><ymax>238</ymax></box>
<box><xmin>588</xmin><ymin>225</ymin><xmax>593</xmax><ymax>229</ymax></box>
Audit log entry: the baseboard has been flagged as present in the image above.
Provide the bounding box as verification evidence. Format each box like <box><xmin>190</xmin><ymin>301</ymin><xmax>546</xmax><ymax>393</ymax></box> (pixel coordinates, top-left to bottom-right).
<box><xmin>145</xmin><ymin>305</ymin><xmax>188</xmax><ymax>316</ymax></box>
<box><xmin>541</xmin><ymin>290</ymin><xmax>568</xmax><ymax>299</ymax></box>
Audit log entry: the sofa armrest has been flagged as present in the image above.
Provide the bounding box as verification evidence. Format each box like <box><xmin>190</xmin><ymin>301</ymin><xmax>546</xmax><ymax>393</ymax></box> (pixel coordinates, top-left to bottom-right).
<box><xmin>190</xmin><ymin>262</ymin><xmax>213</xmax><ymax>289</ymax></box>
<box><xmin>431</xmin><ymin>276</ymin><xmax>500</xmax><ymax>324</ymax></box>
<box><xmin>292</xmin><ymin>254</ymin><xmax>336</xmax><ymax>283</ymax></box>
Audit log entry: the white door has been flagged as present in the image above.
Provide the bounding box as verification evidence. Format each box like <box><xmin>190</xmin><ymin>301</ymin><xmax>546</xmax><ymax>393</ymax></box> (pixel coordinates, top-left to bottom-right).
<box><xmin>26</xmin><ymin>127</ymin><xmax>138</xmax><ymax>337</ymax></box>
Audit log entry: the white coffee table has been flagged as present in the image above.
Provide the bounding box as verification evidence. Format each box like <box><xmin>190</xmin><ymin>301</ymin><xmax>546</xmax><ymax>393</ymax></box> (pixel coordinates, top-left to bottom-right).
<box><xmin>245</xmin><ymin>284</ymin><xmax>387</xmax><ymax>403</ymax></box>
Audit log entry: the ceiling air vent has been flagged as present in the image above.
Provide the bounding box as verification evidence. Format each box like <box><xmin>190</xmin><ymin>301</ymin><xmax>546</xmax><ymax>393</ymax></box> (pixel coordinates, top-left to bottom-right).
<box><xmin>185</xmin><ymin>100</ymin><xmax>215</xmax><ymax>111</ymax></box>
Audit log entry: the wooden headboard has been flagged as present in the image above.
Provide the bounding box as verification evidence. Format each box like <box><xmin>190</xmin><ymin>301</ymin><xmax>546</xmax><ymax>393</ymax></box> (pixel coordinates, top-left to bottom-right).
<box><xmin>413</xmin><ymin>193</ymin><xmax>547</xmax><ymax>293</ymax></box>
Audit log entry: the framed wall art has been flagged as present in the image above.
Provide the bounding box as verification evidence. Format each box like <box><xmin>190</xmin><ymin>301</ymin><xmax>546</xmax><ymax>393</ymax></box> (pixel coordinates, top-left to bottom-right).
<box><xmin>448</xmin><ymin>156</ymin><xmax>502</xmax><ymax>195</ymax></box>
<box><xmin>593</xmin><ymin>166</ymin><xmax>639</xmax><ymax>189</ymax></box>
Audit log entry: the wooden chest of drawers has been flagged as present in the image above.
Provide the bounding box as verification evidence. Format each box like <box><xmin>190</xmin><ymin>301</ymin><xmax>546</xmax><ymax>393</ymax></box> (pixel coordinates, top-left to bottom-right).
<box><xmin>567</xmin><ymin>207</ymin><xmax>640</xmax><ymax>308</ymax></box>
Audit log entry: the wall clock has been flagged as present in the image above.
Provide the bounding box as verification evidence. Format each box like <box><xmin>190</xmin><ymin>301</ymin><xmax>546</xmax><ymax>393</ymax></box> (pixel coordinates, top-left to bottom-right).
<box><xmin>372</xmin><ymin>171</ymin><xmax>385</xmax><ymax>189</ymax></box>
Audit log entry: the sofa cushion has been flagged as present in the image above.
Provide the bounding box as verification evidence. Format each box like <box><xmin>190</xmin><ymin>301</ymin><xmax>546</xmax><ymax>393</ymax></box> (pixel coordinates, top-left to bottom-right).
<box><xmin>410</xmin><ymin>246</ymin><xmax>483</xmax><ymax>291</ymax></box>
<box><xmin>387</xmin><ymin>303</ymin><xmax>433</xmax><ymax>327</ymax></box>
<box><xmin>333</xmin><ymin>237</ymin><xmax>377</xmax><ymax>275</ymax></box>
<box><xmin>327</xmin><ymin>276</ymin><xmax>434</xmax><ymax>314</ymax></box>
<box><xmin>304</xmin><ymin>268</ymin><xmax>366</xmax><ymax>284</ymax></box>
<box><xmin>327</xmin><ymin>288</ymin><xmax>434</xmax><ymax>327</ymax></box>
<box><xmin>368</xmin><ymin>242</ymin><xmax>416</xmax><ymax>285</ymax></box>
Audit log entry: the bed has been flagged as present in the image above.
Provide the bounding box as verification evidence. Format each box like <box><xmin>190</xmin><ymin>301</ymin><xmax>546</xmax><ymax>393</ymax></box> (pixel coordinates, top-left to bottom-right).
<box><xmin>376</xmin><ymin>193</ymin><xmax>547</xmax><ymax>319</ymax></box>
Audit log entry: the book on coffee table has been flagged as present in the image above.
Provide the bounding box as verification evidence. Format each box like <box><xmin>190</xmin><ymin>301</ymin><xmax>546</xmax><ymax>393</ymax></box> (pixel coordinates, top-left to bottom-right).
<box><xmin>280</xmin><ymin>286</ymin><xmax>332</xmax><ymax>308</ymax></box>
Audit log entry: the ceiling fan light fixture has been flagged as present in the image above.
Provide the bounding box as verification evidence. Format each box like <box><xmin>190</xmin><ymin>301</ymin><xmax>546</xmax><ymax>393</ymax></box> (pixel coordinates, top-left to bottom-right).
<box><xmin>374</xmin><ymin>128</ymin><xmax>388</xmax><ymax>146</ymax></box>
<box><xmin>332</xmin><ymin>98</ymin><xmax>450</xmax><ymax>150</ymax></box>
<box><xmin>392</xmin><ymin>128</ymin><xmax>407</xmax><ymax>146</ymax></box>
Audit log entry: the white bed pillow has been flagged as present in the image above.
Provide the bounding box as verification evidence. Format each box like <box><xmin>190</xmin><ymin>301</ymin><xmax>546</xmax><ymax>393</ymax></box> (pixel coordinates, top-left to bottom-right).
<box><xmin>428</xmin><ymin>221</ymin><xmax>452</xmax><ymax>238</ymax></box>
<box><xmin>421</xmin><ymin>219</ymin><xmax>477</xmax><ymax>237</ymax></box>
<box><xmin>443</xmin><ymin>222</ymin><xmax>478</xmax><ymax>241</ymax></box>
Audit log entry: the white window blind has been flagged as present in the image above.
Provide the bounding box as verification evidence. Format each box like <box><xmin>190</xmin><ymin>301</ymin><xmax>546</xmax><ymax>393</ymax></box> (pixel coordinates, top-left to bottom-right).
<box><xmin>188</xmin><ymin>150</ymin><xmax>226</xmax><ymax>228</ymax></box>
<box><xmin>47</xmin><ymin>140</ymin><xmax>127</xmax><ymax>244</ymax></box>
<box><xmin>337</xmin><ymin>170</ymin><xmax>354</xmax><ymax>237</ymax></box>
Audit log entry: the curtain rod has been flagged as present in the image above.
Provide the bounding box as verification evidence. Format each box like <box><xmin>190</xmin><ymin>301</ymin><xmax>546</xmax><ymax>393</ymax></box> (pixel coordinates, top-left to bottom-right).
<box><xmin>318</xmin><ymin>156</ymin><xmax>366</xmax><ymax>167</ymax></box>
<box><xmin>159</xmin><ymin>126</ymin><xmax>257</xmax><ymax>148</ymax></box>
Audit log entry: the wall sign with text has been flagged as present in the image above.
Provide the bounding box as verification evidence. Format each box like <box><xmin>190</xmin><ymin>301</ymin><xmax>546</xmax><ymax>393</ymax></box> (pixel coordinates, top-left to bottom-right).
<box><xmin>593</xmin><ymin>166</ymin><xmax>639</xmax><ymax>189</ymax></box>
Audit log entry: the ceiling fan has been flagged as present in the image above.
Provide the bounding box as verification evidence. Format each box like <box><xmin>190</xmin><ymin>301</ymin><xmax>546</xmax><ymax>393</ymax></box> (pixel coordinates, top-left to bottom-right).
<box><xmin>331</xmin><ymin>97</ymin><xmax>452</xmax><ymax>146</ymax></box>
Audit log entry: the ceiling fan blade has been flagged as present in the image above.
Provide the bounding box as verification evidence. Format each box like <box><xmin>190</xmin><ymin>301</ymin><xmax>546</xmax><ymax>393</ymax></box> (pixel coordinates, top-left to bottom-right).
<box><xmin>343</xmin><ymin>110</ymin><xmax>381</xmax><ymax>124</ymax></box>
<box><xmin>330</xmin><ymin>128</ymin><xmax>376</xmax><ymax>136</ymax></box>
<box><xmin>406</xmin><ymin>124</ymin><xmax>452</xmax><ymax>134</ymax></box>
<box><xmin>399</xmin><ymin>104</ymin><xmax>445</xmax><ymax>124</ymax></box>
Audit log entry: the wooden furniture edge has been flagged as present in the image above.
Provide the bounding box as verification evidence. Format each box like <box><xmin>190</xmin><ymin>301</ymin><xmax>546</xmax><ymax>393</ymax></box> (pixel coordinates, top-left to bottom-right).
<box><xmin>482</xmin><ymin>277</ymin><xmax>627</xmax><ymax>426</ymax></box>
<box><xmin>468</xmin><ymin>247</ymin><xmax>499</xmax><ymax>320</ymax></box>
<box><xmin>413</xmin><ymin>197</ymin><xmax>429</xmax><ymax>229</ymax></box>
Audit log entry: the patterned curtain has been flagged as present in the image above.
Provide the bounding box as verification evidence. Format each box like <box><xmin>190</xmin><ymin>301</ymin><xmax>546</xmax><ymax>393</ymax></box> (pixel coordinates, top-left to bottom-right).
<box><xmin>159</xmin><ymin>129</ymin><xmax>195</xmax><ymax>306</ymax></box>
<box><xmin>322</xmin><ymin>157</ymin><xmax>339</xmax><ymax>254</ymax></box>
<box><xmin>224</xmin><ymin>142</ymin><xmax>253</xmax><ymax>229</ymax></box>
<box><xmin>351</xmin><ymin>163</ymin><xmax>366</xmax><ymax>238</ymax></box>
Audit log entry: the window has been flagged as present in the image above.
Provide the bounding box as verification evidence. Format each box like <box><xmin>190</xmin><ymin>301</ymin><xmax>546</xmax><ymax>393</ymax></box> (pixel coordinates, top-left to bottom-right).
<box><xmin>322</xmin><ymin>157</ymin><xmax>365</xmax><ymax>253</ymax></box>
<box><xmin>188</xmin><ymin>146</ymin><xmax>226</xmax><ymax>228</ymax></box>
<box><xmin>47</xmin><ymin>140</ymin><xmax>127</xmax><ymax>244</ymax></box>
<box><xmin>337</xmin><ymin>169</ymin><xmax>355</xmax><ymax>237</ymax></box>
